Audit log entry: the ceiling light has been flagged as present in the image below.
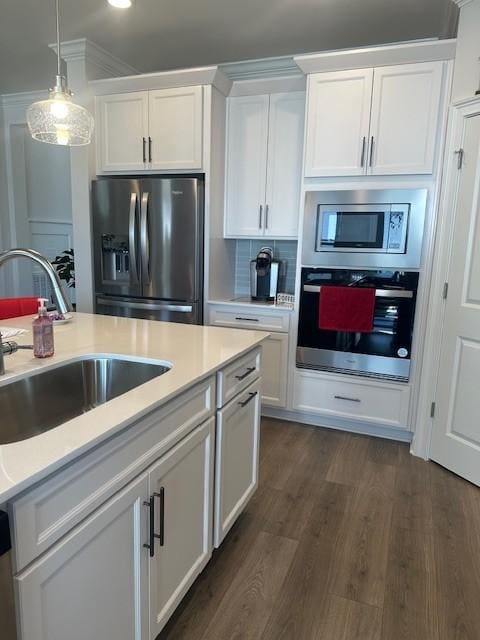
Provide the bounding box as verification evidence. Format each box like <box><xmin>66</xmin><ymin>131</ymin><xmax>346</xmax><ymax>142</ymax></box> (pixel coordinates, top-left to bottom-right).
<box><xmin>26</xmin><ymin>0</ymin><xmax>94</xmax><ymax>146</ymax></box>
<box><xmin>108</xmin><ymin>0</ymin><xmax>133</xmax><ymax>8</ymax></box>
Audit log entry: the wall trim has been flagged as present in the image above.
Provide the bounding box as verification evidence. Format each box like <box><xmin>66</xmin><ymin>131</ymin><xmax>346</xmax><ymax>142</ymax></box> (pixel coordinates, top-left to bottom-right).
<box><xmin>49</xmin><ymin>38</ymin><xmax>139</xmax><ymax>77</ymax></box>
<box><xmin>262</xmin><ymin>406</ymin><xmax>413</xmax><ymax>443</ymax></box>
<box><xmin>1</xmin><ymin>90</ymin><xmax>46</xmax><ymax>109</ymax></box>
<box><xmin>451</xmin><ymin>0</ymin><xmax>474</xmax><ymax>7</ymax></box>
<box><xmin>295</xmin><ymin>38</ymin><xmax>457</xmax><ymax>74</ymax></box>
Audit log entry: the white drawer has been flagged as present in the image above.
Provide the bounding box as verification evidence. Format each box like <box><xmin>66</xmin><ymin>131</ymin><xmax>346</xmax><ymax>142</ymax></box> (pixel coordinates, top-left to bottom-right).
<box><xmin>9</xmin><ymin>377</ymin><xmax>215</xmax><ymax>572</ymax></box>
<box><xmin>293</xmin><ymin>370</ymin><xmax>410</xmax><ymax>428</ymax></box>
<box><xmin>217</xmin><ymin>348</ymin><xmax>261</xmax><ymax>409</ymax></box>
<box><xmin>208</xmin><ymin>305</ymin><xmax>290</xmax><ymax>333</ymax></box>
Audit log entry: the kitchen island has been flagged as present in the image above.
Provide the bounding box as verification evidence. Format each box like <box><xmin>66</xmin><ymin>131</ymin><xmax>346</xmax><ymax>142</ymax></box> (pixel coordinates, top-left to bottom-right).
<box><xmin>0</xmin><ymin>312</ymin><xmax>267</xmax><ymax>640</ymax></box>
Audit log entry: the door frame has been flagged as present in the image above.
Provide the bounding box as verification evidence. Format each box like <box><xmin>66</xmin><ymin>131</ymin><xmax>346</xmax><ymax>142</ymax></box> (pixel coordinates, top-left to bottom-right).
<box><xmin>412</xmin><ymin>96</ymin><xmax>480</xmax><ymax>459</ymax></box>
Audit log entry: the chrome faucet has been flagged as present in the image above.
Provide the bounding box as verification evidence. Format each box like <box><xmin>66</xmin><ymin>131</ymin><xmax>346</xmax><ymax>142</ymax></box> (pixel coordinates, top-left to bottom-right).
<box><xmin>0</xmin><ymin>248</ymin><xmax>73</xmax><ymax>315</ymax></box>
<box><xmin>0</xmin><ymin>335</ymin><xmax>20</xmax><ymax>375</ymax></box>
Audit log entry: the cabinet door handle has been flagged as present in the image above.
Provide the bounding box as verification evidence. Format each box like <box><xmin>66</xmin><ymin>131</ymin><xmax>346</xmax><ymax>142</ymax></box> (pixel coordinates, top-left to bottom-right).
<box><xmin>235</xmin><ymin>316</ymin><xmax>259</xmax><ymax>322</ymax></box>
<box><xmin>142</xmin><ymin>137</ymin><xmax>147</xmax><ymax>164</ymax></box>
<box><xmin>143</xmin><ymin>495</ymin><xmax>155</xmax><ymax>557</ymax></box>
<box><xmin>154</xmin><ymin>488</ymin><xmax>165</xmax><ymax>547</ymax></box>
<box><xmin>238</xmin><ymin>391</ymin><xmax>258</xmax><ymax>407</ymax></box>
<box><xmin>265</xmin><ymin>204</ymin><xmax>269</xmax><ymax>230</ymax></box>
<box><xmin>148</xmin><ymin>136</ymin><xmax>152</xmax><ymax>163</ymax></box>
<box><xmin>360</xmin><ymin>136</ymin><xmax>366</xmax><ymax>167</ymax></box>
<box><xmin>369</xmin><ymin>136</ymin><xmax>374</xmax><ymax>168</ymax></box>
<box><xmin>235</xmin><ymin>366</ymin><xmax>256</xmax><ymax>381</ymax></box>
<box><xmin>334</xmin><ymin>395</ymin><xmax>361</xmax><ymax>403</ymax></box>
<box><xmin>259</xmin><ymin>205</ymin><xmax>263</xmax><ymax>229</ymax></box>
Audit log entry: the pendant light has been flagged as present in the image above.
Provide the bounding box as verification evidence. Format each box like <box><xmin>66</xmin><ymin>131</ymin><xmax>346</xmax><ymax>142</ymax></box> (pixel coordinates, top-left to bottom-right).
<box><xmin>27</xmin><ymin>0</ymin><xmax>94</xmax><ymax>146</ymax></box>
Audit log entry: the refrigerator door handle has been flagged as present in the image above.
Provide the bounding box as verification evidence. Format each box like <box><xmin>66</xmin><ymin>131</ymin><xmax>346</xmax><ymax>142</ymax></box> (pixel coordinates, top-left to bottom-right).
<box><xmin>97</xmin><ymin>298</ymin><xmax>193</xmax><ymax>313</ymax></box>
<box><xmin>128</xmin><ymin>192</ymin><xmax>139</xmax><ymax>284</ymax></box>
<box><xmin>140</xmin><ymin>192</ymin><xmax>151</xmax><ymax>286</ymax></box>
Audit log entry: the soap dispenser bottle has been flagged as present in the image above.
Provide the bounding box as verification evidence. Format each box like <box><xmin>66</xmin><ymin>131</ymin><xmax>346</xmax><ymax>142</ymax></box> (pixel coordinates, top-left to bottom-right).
<box><xmin>33</xmin><ymin>298</ymin><xmax>54</xmax><ymax>358</ymax></box>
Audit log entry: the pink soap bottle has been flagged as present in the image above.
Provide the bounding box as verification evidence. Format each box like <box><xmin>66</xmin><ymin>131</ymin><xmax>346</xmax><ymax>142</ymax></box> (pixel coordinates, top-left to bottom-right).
<box><xmin>33</xmin><ymin>298</ymin><xmax>54</xmax><ymax>358</ymax></box>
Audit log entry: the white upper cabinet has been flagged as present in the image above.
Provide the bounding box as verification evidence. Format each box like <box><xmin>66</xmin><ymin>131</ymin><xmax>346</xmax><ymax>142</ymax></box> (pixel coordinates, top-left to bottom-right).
<box><xmin>265</xmin><ymin>92</ymin><xmax>305</xmax><ymax>237</ymax></box>
<box><xmin>224</xmin><ymin>92</ymin><xmax>305</xmax><ymax>239</ymax></box>
<box><xmin>96</xmin><ymin>91</ymin><xmax>149</xmax><ymax>172</ymax></box>
<box><xmin>368</xmin><ymin>62</ymin><xmax>443</xmax><ymax>175</ymax></box>
<box><xmin>95</xmin><ymin>86</ymin><xmax>204</xmax><ymax>173</ymax></box>
<box><xmin>148</xmin><ymin>86</ymin><xmax>203</xmax><ymax>170</ymax></box>
<box><xmin>304</xmin><ymin>61</ymin><xmax>444</xmax><ymax>177</ymax></box>
<box><xmin>304</xmin><ymin>69</ymin><xmax>373</xmax><ymax>177</ymax></box>
<box><xmin>224</xmin><ymin>95</ymin><xmax>270</xmax><ymax>237</ymax></box>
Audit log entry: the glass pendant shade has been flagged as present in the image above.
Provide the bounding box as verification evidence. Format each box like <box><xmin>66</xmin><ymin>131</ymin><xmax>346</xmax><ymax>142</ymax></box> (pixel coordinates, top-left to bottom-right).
<box><xmin>27</xmin><ymin>0</ymin><xmax>95</xmax><ymax>147</ymax></box>
<box><xmin>27</xmin><ymin>81</ymin><xmax>94</xmax><ymax>146</ymax></box>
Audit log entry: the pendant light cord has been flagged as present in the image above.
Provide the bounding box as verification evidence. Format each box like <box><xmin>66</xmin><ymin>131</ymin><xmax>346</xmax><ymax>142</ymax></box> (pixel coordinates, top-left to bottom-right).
<box><xmin>56</xmin><ymin>0</ymin><xmax>61</xmax><ymax>77</ymax></box>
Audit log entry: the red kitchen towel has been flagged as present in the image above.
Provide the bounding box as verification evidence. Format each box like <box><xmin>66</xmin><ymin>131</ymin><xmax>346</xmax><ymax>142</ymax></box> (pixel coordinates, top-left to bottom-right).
<box><xmin>318</xmin><ymin>286</ymin><xmax>376</xmax><ymax>333</ymax></box>
<box><xmin>0</xmin><ymin>297</ymin><xmax>38</xmax><ymax>320</ymax></box>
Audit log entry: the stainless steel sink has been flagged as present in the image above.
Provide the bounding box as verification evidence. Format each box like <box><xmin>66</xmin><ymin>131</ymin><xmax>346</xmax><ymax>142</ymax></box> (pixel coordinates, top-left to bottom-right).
<box><xmin>0</xmin><ymin>356</ymin><xmax>171</xmax><ymax>445</ymax></box>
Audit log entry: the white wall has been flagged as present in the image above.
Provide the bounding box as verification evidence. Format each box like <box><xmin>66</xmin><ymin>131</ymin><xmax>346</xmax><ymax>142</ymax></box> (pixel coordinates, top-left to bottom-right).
<box><xmin>0</xmin><ymin>97</ymin><xmax>73</xmax><ymax>299</ymax></box>
<box><xmin>451</xmin><ymin>0</ymin><xmax>480</xmax><ymax>101</ymax></box>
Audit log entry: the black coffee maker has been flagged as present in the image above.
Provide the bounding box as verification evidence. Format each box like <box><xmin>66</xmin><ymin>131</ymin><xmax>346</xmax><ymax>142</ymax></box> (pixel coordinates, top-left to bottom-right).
<box><xmin>249</xmin><ymin>247</ymin><xmax>285</xmax><ymax>301</ymax></box>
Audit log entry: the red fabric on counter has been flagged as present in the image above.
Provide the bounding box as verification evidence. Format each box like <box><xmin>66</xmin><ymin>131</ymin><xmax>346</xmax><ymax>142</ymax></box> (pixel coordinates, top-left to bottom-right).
<box><xmin>0</xmin><ymin>297</ymin><xmax>38</xmax><ymax>320</ymax></box>
<box><xmin>318</xmin><ymin>286</ymin><xmax>376</xmax><ymax>333</ymax></box>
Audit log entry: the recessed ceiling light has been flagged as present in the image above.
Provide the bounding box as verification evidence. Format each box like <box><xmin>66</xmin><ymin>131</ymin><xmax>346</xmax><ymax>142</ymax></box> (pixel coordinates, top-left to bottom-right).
<box><xmin>108</xmin><ymin>0</ymin><xmax>133</xmax><ymax>8</ymax></box>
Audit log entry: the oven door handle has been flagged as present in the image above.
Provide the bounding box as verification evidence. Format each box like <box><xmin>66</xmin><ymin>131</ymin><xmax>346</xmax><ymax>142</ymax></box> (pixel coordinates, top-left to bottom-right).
<box><xmin>303</xmin><ymin>285</ymin><xmax>414</xmax><ymax>299</ymax></box>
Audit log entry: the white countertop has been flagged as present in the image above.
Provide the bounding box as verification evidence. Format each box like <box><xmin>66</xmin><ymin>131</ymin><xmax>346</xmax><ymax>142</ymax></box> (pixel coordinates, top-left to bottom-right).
<box><xmin>0</xmin><ymin>313</ymin><xmax>268</xmax><ymax>504</ymax></box>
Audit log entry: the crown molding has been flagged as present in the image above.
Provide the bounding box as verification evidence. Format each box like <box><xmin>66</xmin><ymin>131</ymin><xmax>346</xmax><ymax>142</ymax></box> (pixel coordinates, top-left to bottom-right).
<box><xmin>90</xmin><ymin>65</ymin><xmax>232</xmax><ymax>96</ymax></box>
<box><xmin>295</xmin><ymin>38</ymin><xmax>457</xmax><ymax>74</ymax></box>
<box><xmin>49</xmin><ymin>38</ymin><xmax>139</xmax><ymax>77</ymax></box>
<box><xmin>451</xmin><ymin>0</ymin><xmax>475</xmax><ymax>7</ymax></box>
<box><xmin>1</xmin><ymin>90</ymin><xmax>46</xmax><ymax>109</ymax></box>
<box><xmin>220</xmin><ymin>55</ymin><xmax>302</xmax><ymax>81</ymax></box>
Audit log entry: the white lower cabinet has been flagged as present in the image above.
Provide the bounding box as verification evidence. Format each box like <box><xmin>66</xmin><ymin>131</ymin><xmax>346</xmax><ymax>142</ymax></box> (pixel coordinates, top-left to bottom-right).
<box><xmin>208</xmin><ymin>304</ymin><xmax>291</xmax><ymax>408</ymax></box>
<box><xmin>214</xmin><ymin>378</ymin><xmax>261</xmax><ymax>547</ymax></box>
<box><xmin>15</xmin><ymin>473</ymin><xmax>150</xmax><ymax>640</ymax></box>
<box><xmin>261</xmin><ymin>333</ymin><xmax>288</xmax><ymax>407</ymax></box>
<box><xmin>14</xmin><ymin>419</ymin><xmax>215</xmax><ymax>640</ymax></box>
<box><xmin>148</xmin><ymin>418</ymin><xmax>214</xmax><ymax>637</ymax></box>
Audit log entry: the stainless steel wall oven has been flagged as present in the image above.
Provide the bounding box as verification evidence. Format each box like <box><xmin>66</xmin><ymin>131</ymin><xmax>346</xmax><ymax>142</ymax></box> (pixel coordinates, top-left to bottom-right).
<box><xmin>297</xmin><ymin>267</ymin><xmax>419</xmax><ymax>382</ymax></box>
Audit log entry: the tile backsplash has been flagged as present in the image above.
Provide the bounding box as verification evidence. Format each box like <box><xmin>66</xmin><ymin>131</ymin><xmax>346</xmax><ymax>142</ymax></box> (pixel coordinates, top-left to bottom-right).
<box><xmin>234</xmin><ymin>239</ymin><xmax>298</xmax><ymax>295</ymax></box>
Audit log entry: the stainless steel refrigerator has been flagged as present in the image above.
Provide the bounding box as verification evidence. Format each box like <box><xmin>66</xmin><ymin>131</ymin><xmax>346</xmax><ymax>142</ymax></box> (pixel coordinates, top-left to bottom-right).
<box><xmin>92</xmin><ymin>176</ymin><xmax>204</xmax><ymax>324</ymax></box>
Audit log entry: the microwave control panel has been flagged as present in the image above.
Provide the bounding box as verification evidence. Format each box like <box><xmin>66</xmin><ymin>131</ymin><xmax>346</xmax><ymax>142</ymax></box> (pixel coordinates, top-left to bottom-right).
<box><xmin>387</xmin><ymin>205</ymin><xmax>409</xmax><ymax>254</ymax></box>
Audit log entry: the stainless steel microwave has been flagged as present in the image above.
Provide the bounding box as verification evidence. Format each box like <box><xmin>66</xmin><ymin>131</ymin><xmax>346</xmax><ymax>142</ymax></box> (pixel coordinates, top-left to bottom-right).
<box><xmin>302</xmin><ymin>189</ymin><xmax>427</xmax><ymax>269</ymax></box>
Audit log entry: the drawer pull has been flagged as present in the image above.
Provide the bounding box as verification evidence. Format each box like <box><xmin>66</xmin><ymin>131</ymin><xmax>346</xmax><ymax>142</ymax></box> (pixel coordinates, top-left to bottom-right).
<box><xmin>235</xmin><ymin>317</ymin><xmax>259</xmax><ymax>322</ymax></box>
<box><xmin>143</xmin><ymin>495</ymin><xmax>155</xmax><ymax>557</ymax></box>
<box><xmin>154</xmin><ymin>488</ymin><xmax>165</xmax><ymax>547</ymax></box>
<box><xmin>238</xmin><ymin>391</ymin><xmax>258</xmax><ymax>407</ymax></box>
<box><xmin>235</xmin><ymin>366</ymin><xmax>256</xmax><ymax>381</ymax></box>
<box><xmin>334</xmin><ymin>395</ymin><xmax>361</xmax><ymax>403</ymax></box>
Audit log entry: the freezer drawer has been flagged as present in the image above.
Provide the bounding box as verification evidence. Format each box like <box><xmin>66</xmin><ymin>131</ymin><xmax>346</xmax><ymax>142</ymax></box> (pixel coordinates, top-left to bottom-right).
<box><xmin>96</xmin><ymin>296</ymin><xmax>203</xmax><ymax>325</ymax></box>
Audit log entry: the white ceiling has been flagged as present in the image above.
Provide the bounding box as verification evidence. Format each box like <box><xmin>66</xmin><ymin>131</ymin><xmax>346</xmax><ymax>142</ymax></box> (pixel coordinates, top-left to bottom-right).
<box><xmin>1</xmin><ymin>0</ymin><xmax>457</xmax><ymax>94</ymax></box>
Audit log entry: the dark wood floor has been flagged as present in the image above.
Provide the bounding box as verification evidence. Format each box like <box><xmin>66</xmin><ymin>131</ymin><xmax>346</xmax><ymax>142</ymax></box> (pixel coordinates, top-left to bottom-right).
<box><xmin>159</xmin><ymin>418</ymin><xmax>480</xmax><ymax>640</ymax></box>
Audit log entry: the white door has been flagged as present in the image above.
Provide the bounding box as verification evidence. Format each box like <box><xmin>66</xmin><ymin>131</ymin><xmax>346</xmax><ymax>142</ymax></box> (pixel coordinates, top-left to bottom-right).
<box><xmin>304</xmin><ymin>68</ymin><xmax>373</xmax><ymax>177</ymax></box>
<box><xmin>224</xmin><ymin>95</ymin><xmax>269</xmax><ymax>237</ymax></box>
<box><xmin>96</xmin><ymin>91</ymin><xmax>149</xmax><ymax>172</ymax></box>
<box><xmin>261</xmin><ymin>332</ymin><xmax>289</xmax><ymax>408</ymax></box>
<box><xmin>430</xmin><ymin>107</ymin><xmax>480</xmax><ymax>486</ymax></box>
<box><xmin>148</xmin><ymin>86</ymin><xmax>203</xmax><ymax>170</ymax></box>
<box><xmin>368</xmin><ymin>62</ymin><xmax>443</xmax><ymax>175</ymax></box>
<box><xmin>15</xmin><ymin>473</ymin><xmax>149</xmax><ymax>640</ymax></box>
<box><xmin>214</xmin><ymin>378</ymin><xmax>261</xmax><ymax>547</ymax></box>
<box><xmin>149</xmin><ymin>419</ymin><xmax>214</xmax><ymax>638</ymax></box>
<box><xmin>264</xmin><ymin>92</ymin><xmax>305</xmax><ymax>238</ymax></box>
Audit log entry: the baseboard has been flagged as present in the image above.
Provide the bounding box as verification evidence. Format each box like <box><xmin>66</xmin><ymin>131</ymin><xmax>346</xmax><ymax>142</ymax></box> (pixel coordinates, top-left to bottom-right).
<box><xmin>261</xmin><ymin>406</ymin><xmax>413</xmax><ymax>443</ymax></box>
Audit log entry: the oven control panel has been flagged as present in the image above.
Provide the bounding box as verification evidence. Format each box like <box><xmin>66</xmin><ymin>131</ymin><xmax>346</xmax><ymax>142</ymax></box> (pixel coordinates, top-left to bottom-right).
<box><xmin>387</xmin><ymin>205</ymin><xmax>409</xmax><ymax>254</ymax></box>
